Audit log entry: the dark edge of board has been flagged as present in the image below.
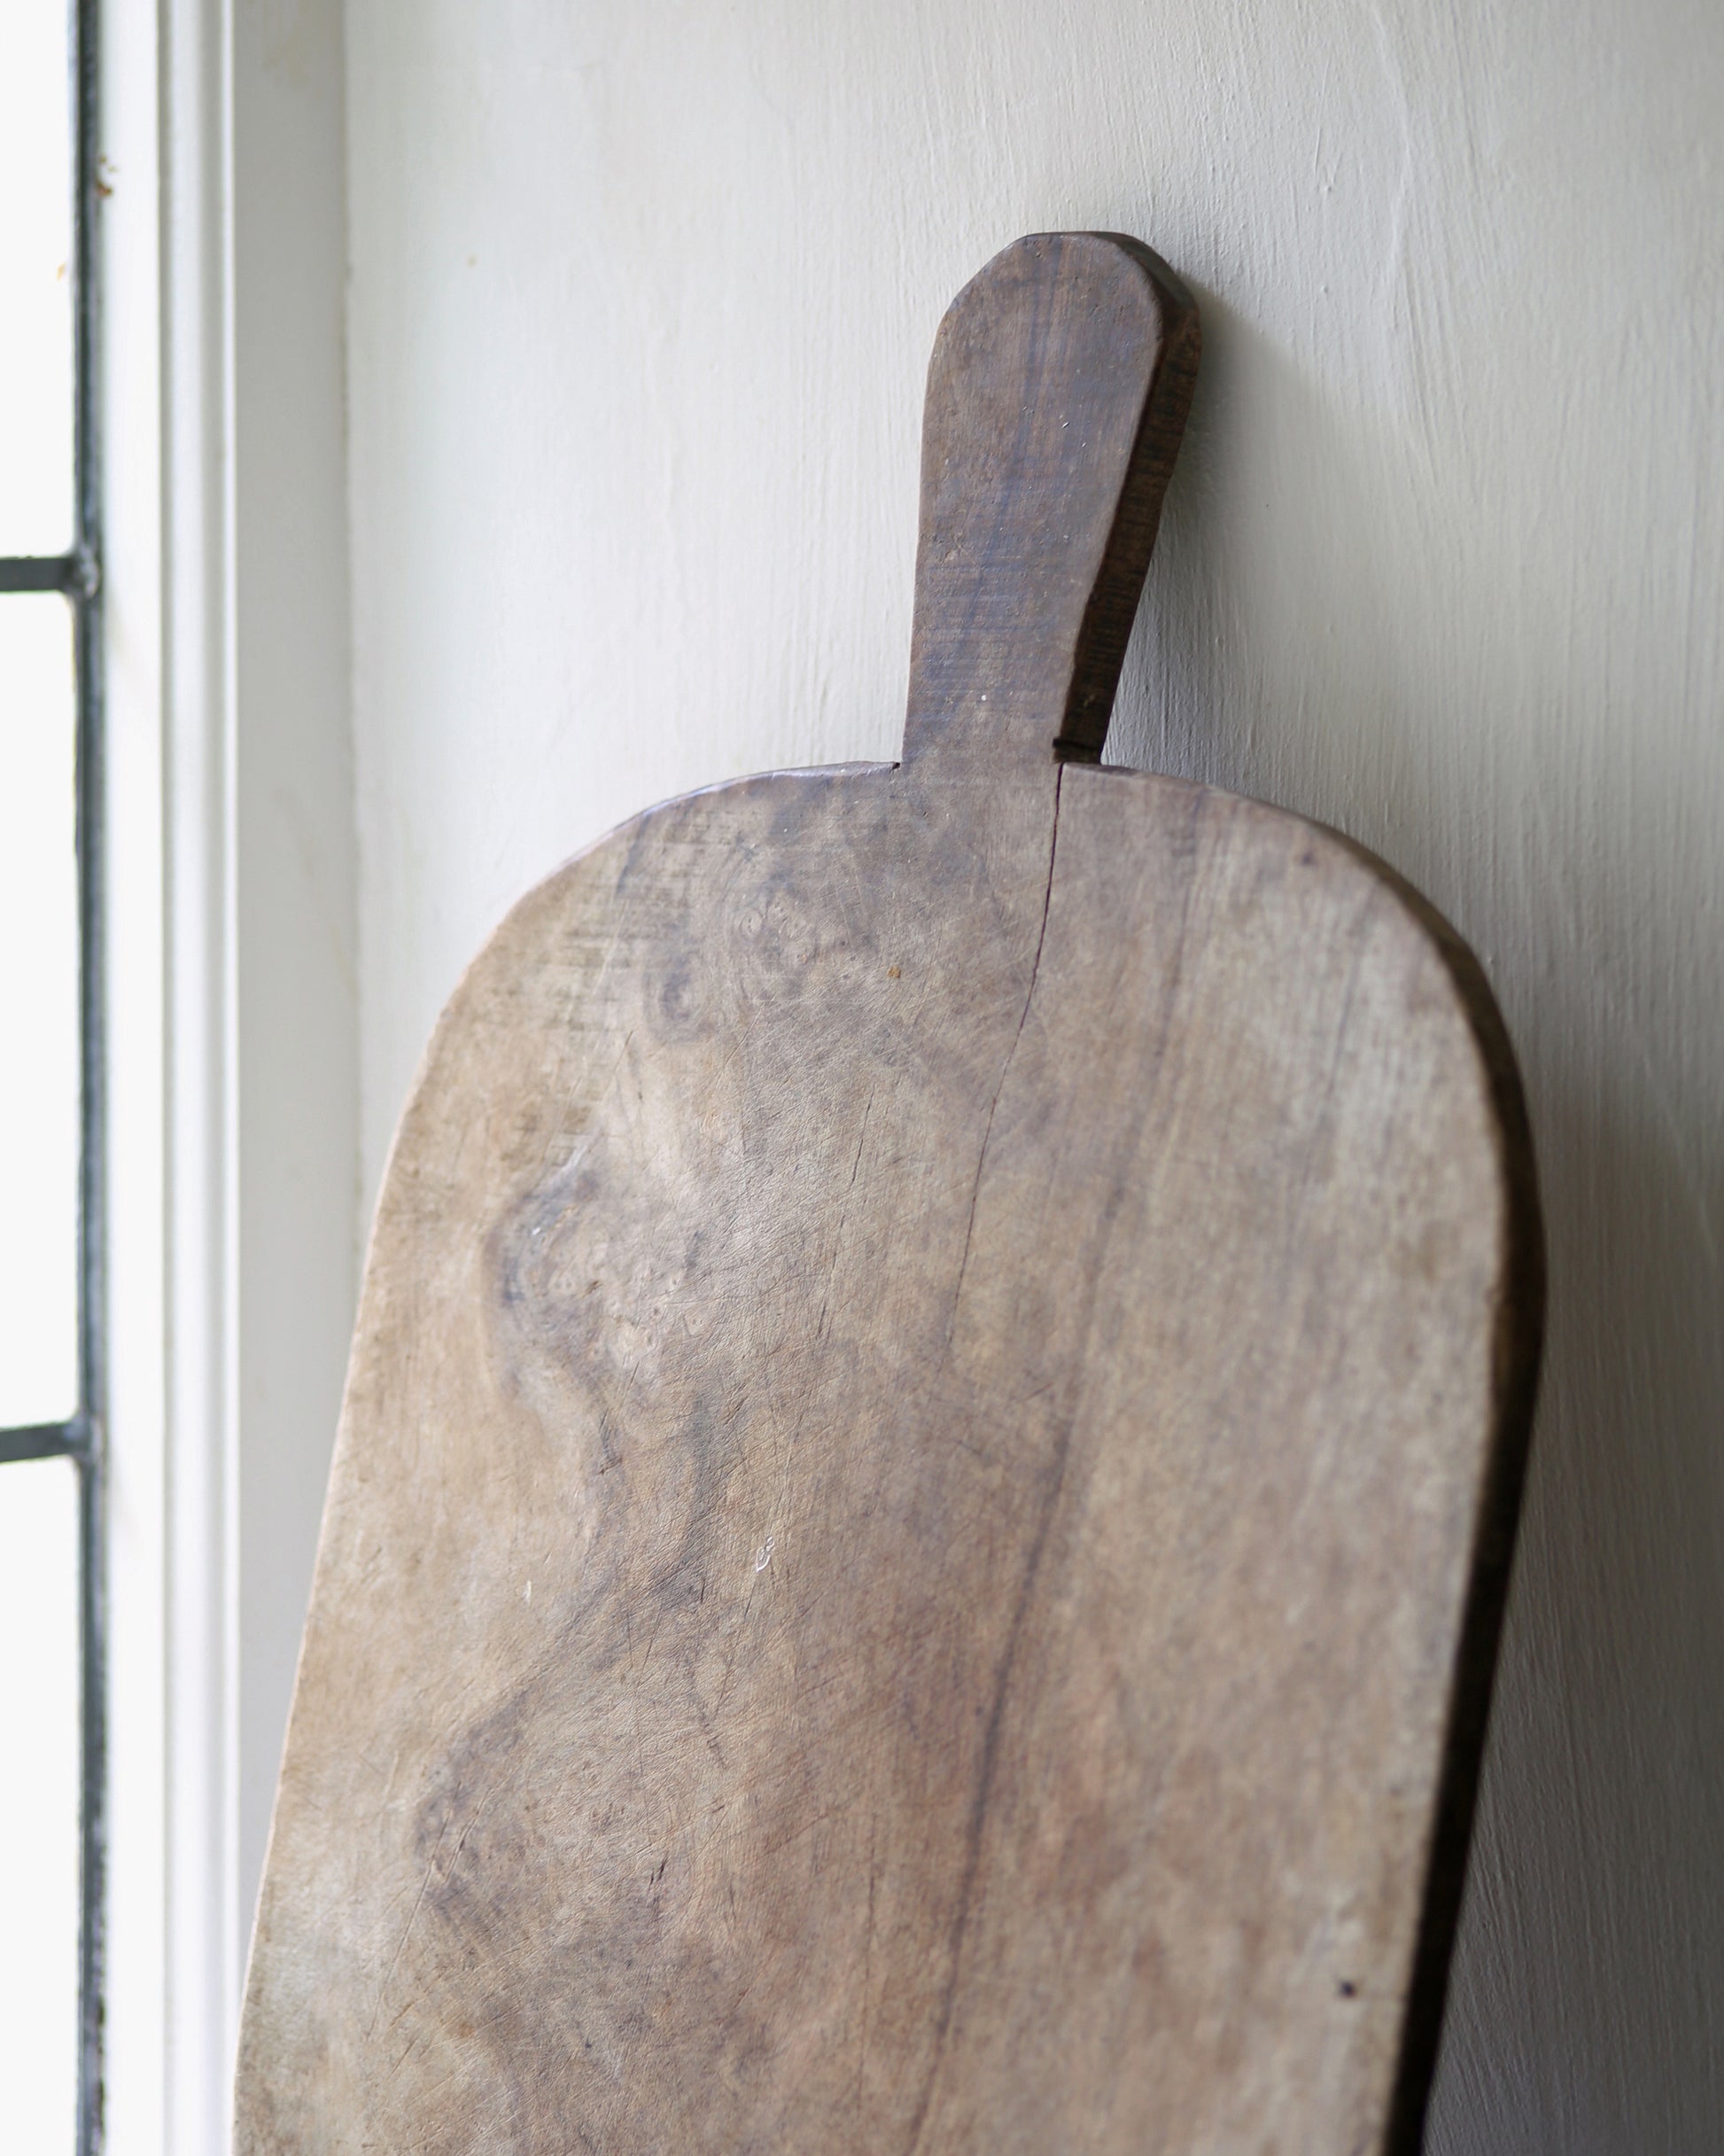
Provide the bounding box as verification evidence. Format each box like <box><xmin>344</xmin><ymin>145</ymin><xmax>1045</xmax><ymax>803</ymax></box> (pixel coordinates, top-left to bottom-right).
<box><xmin>1323</xmin><ymin>831</ymin><xmax>1547</xmax><ymax>2155</ymax></box>
<box><xmin>1052</xmin><ymin>234</ymin><xmax>1201</xmax><ymax>765</ymax></box>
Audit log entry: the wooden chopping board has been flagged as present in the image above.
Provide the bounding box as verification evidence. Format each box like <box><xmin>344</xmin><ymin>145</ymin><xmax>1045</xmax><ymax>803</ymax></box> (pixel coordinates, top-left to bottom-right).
<box><xmin>237</xmin><ymin>233</ymin><xmax>1542</xmax><ymax>2155</ymax></box>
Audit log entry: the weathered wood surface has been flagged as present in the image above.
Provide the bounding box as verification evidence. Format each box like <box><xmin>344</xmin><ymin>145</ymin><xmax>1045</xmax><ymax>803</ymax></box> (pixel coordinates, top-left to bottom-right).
<box><xmin>237</xmin><ymin>233</ymin><xmax>1542</xmax><ymax>2154</ymax></box>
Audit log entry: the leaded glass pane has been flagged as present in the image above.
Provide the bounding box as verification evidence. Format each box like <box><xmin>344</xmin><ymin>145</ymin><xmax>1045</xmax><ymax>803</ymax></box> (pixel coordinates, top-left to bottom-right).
<box><xmin>0</xmin><ymin>595</ymin><xmax>80</xmax><ymax>1428</ymax></box>
<box><xmin>0</xmin><ymin>0</ymin><xmax>75</xmax><ymax>554</ymax></box>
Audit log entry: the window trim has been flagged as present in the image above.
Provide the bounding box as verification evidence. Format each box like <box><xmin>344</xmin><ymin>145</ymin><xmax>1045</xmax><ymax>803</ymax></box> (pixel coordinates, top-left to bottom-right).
<box><xmin>0</xmin><ymin>4</ymin><xmax>358</xmax><ymax>2144</ymax></box>
<box><xmin>94</xmin><ymin>4</ymin><xmax>359</xmax><ymax>2150</ymax></box>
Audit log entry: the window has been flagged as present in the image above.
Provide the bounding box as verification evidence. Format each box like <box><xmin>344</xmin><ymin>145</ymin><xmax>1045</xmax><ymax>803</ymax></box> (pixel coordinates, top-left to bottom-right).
<box><xmin>0</xmin><ymin>1</ymin><xmax>105</xmax><ymax>2149</ymax></box>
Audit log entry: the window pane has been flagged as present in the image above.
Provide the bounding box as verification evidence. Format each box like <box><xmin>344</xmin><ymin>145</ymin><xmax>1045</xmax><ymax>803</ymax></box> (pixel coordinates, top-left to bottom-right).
<box><xmin>0</xmin><ymin>596</ymin><xmax>80</xmax><ymax>1428</ymax></box>
<box><xmin>0</xmin><ymin>1454</ymin><xmax>80</xmax><ymax>2150</ymax></box>
<box><xmin>0</xmin><ymin>0</ymin><xmax>76</xmax><ymax>554</ymax></box>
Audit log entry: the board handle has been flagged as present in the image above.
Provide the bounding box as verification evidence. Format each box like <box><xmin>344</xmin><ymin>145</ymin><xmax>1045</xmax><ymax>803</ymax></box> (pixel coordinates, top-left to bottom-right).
<box><xmin>902</xmin><ymin>232</ymin><xmax>1200</xmax><ymax>773</ymax></box>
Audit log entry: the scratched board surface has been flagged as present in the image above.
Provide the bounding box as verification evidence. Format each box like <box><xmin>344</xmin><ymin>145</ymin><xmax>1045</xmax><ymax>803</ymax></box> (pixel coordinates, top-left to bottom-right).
<box><xmin>237</xmin><ymin>235</ymin><xmax>1541</xmax><ymax>2154</ymax></box>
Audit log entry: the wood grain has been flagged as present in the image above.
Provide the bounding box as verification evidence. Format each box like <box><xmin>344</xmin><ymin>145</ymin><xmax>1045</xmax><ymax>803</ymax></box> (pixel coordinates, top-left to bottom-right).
<box><xmin>237</xmin><ymin>233</ymin><xmax>1542</xmax><ymax>2154</ymax></box>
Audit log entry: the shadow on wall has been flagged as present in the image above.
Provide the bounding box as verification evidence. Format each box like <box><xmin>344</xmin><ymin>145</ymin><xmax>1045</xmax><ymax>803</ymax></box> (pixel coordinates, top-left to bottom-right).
<box><xmin>1433</xmin><ymin>1044</ymin><xmax>1724</xmax><ymax>2150</ymax></box>
<box><xmin>1108</xmin><ymin>283</ymin><xmax>1724</xmax><ymax>2154</ymax></box>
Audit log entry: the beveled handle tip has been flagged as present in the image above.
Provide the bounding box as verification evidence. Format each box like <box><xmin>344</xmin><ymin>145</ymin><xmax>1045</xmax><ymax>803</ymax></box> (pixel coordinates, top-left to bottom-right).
<box><xmin>902</xmin><ymin>232</ymin><xmax>1200</xmax><ymax>773</ymax></box>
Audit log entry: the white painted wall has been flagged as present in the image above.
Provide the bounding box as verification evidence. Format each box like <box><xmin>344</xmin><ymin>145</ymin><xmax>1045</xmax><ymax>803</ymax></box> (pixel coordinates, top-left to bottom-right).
<box><xmin>341</xmin><ymin>1</ymin><xmax>1724</xmax><ymax>2144</ymax></box>
<box><xmin>233</xmin><ymin>0</ymin><xmax>357</xmax><ymax>1962</ymax></box>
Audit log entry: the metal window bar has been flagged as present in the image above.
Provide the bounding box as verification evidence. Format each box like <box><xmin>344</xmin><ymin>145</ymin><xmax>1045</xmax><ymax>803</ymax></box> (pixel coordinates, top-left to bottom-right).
<box><xmin>0</xmin><ymin>0</ymin><xmax>106</xmax><ymax>2148</ymax></box>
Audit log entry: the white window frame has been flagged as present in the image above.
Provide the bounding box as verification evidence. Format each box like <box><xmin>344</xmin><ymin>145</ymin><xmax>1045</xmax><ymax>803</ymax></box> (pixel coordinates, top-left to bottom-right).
<box><xmin>102</xmin><ymin>4</ymin><xmax>355</xmax><ymax>2150</ymax></box>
